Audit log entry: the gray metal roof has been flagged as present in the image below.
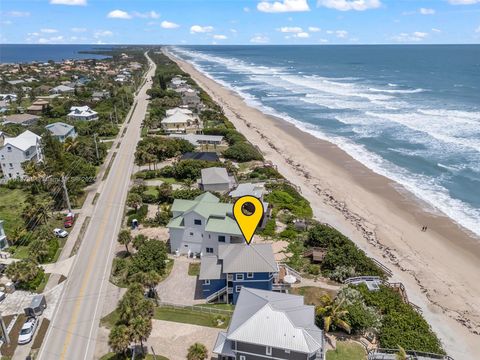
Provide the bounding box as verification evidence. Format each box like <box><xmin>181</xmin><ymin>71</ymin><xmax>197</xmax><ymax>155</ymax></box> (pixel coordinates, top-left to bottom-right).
<box><xmin>229</xmin><ymin>183</ymin><xmax>265</xmax><ymax>199</ymax></box>
<box><xmin>225</xmin><ymin>288</ymin><xmax>324</xmax><ymax>354</ymax></box>
<box><xmin>45</xmin><ymin>122</ymin><xmax>75</xmax><ymax>137</ymax></box>
<box><xmin>199</xmin><ymin>256</ymin><xmax>223</xmax><ymax>280</ymax></box>
<box><xmin>201</xmin><ymin>167</ymin><xmax>229</xmax><ymax>185</ymax></box>
<box><xmin>219</xmin><ymin>243</ymin><xmax>278</xmax><ymax>274</ymax></box>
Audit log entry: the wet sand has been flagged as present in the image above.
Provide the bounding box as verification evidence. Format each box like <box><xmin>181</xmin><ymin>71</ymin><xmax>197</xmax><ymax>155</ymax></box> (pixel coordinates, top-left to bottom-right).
<box><xmin>165</xmin><ymin>50</ymin><xmax>480</xmax><ymax>359</ymax></box>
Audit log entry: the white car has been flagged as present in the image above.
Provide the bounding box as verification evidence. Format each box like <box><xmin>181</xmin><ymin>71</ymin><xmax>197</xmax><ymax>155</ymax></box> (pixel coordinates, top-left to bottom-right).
<box><xmin>53</xmin><ymin>228</ymin><xmax>68</xmax><ymax>238</ymax></box>
<box><xmin>18</xmin><ymin>317</ymin><xmax>38</xmax><ymax>344</ymax></box>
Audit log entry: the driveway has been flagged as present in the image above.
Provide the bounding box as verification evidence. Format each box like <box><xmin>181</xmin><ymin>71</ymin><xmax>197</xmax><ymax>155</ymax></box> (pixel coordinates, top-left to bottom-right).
<box><xmin>156</xmin><ymin>257</ymin><xmax>204</xmax><ymax>305</ymax></box>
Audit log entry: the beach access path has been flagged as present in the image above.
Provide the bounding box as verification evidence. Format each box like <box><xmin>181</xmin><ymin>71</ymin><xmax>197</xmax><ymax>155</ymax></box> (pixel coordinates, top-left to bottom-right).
<box><xmin>36</xmin><ymin>52</ymin><xmax>156</xmax><ymax>360</ymax></box>
<box><xmin>166</xmin><ymin>49</ymin><xmax>480</xmax><ymax>360</ymax></box>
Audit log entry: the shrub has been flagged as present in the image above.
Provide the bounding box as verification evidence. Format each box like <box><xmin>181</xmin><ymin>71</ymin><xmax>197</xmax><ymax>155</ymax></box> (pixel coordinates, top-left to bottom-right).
<box><xmin>248</xmin><ymin>166</ymin><xmax>284</xmax><ymax>180</ymax></box>
<box><xmin>265</xmin><ymin>182</ymin><xmax>313</xmax><ymax>219</ymax></box>
<box><xmin>306</xmin><ymin>264</ymin><xmax>321</xmax><ymax>276</ymax></box>
<box><xmin>259</xmin><ymin>218</ymin><xmax>276</xmax><ymax>237</ymax></box>
<box><xmin>172</xmin><ymin>188</ymin><xmax>204</xmax><ymax>200</ymax></box>
<box><xmin>223</xmin><ymin>142</ymin><xmax>263</xmax><ymax>162</ymax></box>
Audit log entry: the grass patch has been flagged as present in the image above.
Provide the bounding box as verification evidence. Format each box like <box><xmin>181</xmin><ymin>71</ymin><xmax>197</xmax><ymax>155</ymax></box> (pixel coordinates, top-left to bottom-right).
<box><xmin>92</xmin><ymin>193</ymin><xmax>100</xmax><ymax>205</ymax></box>
<box><xmin>10</xmin><ymin>245</ymin><xmax>30</xmax><ymax>259</ymax></box>
<box><xmin>326</xmin><ymin>341</ymin><xmax>366</xmax><ymax>360</ymax></box>
<box><xmin>102</xmin><ymin>152</ymin><xmax>117</xmax><ymax>181</ymax></box>
<box><xmin>0</xmin><ymin>187</ymin><xmax>28</xmax><ymax>233</ymax></box>
<box><xmin>100</xmin><ymin>353</ymin><xmax>168</xmax><ymax>360</ymax></box>
<box><xmin>35</xmin><ymin>273</ymin><xmax>51</xmax><ymax>293</ymax></box>
<box><xmin>0</xmin><ymin>314</ymin><xmax>26</xmax><ymax>357</ymax></box>
<box><xmin>154</xmin><ymin>307</ymin><xmax>230</xmax><ymax>329</ymax></box>
<box><xmin>70</xmin><ymin>216</ymin><xmax>90</xmax><ymax>256</ymax></box>
<box><xmin>290</xmin><ymin>286</ymin><xmax>338</xmax><ymax>306</ymax></box>
<box><xmin>104</xmin><ymin>141</ymin><xmax>114</xmax><ymax>150</ymax></box>
<box><xmin>100</xmin><ymin>309</ymin><xmax>121</xmax><ymax>329</ymax></box>
<box><xmin>31</xmin><ymin>318</ymin><xmax>50</xmax><ymax>350</ymax></box>
<box><xmin>193</xmin><ymin>303</ymin><xmax>235</xmax><ymax>311</ymax></box>
<box><xmin>188</xmin><ymin>262</ymin><xmax>200</xmax><ymax>276</ymax></box>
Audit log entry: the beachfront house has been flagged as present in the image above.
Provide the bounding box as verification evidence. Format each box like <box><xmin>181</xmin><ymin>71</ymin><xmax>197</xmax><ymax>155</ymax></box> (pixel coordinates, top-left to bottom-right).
<box><xmin>167</xmin><ymin>192</ymin><xmax>244</xmax><ymax>256</ymax></box>
<box><xmin>229</xmin><ymin>182</ymin><xmax>270</xmax><ymax>228</ymax></box>
<box><xmin>0</xmin><ymin>220</ymin><xmax>8</xmax><ymax>250</ymax></box>
<box><xmin>169</xmin><ymin>133</ymin><xmax>224</xmax><ymax>148</ymax></box>
<box><xmin>2</xmin><ymin>114</ymin><xmax>41</xmax><ymax>126</ymax></box>
<box><xmin>199</xmin><ymin>167</ymin><xmax>236</xmax><ymax>193</ymax></box>
<box><xmin>213</xmin><ymin>287</ymin><xmax>325</xmax><ymax>360</ymax></box>
<box><xmin>0</xmin><ymin>130</ymin><xmax>43</xmax><ymax>179</ymax></box>
<box><xmin>67</xmin><ymin>106</ymin><xmax>99</xmax><ymax>121</ymax></box>
<box><xmin>199</xmin><ymin>243</ymin><xmax>278</xmax><ymax>304</ymax></box>
<box><xmin>45</xmin><ymin>122</ymin><xmax>77</xmax><ymax>143</ymax></box>
<box><xmin>161</xmin><ymin>107</ymin><xmax>200</xmax><ymax>134</ymax></box>
<box><xmin>181</xmin><ymin>152</ymin><xmax>220</xmax><ymax>162</ymax></box>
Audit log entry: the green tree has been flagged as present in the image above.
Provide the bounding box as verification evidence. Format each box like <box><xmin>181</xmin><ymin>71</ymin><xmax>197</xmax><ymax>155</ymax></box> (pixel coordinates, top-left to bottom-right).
<box><xmin>315</xmin><ymin>294</ymin><xmax>351</xmax><ymax>334</ymax></box>
<box><xmin>130</xmin><ymin>240</ymin><xmax>168</xmax><ymax>275</ymax></box>
<box><xmin>118</xmin><ymin>229</ymin><xmax>132</xmax><ymax>255</ymax></box>
<box><xmin>108</xmin><ymin>324</ymin><xmax>131</xmax><ymax>356</ymax></box>
<box><xmin>132</xmin><ymin>234</ymin><xmax>148</xmax><ymax>250</ymax></box>
<box><xmin>187</xmin><ymin>343</ymin><xmax>208</xmax><ymax>360</ymax></box>
<box><xmin>5</xmin><ymin>259</ymin><xmax>45</xmax><ymax>290</ymax></box>
<box><xmin>129</xmin><ymin>315</ymin><xmax>152</xmax><ymax>353</ymax></box>
<box><xmin>396</xmin><ymin>346</ymin><xmax>408</xmax><ymax>360</ymax></box>
<box><xmin>126</xmin><ymin>193</ymin><xmax>142</xmax><ymax>211</ymax></box>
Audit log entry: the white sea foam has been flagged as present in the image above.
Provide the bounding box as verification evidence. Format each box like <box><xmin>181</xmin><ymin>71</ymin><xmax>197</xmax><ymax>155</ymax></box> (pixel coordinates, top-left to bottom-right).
<box><xmin>369</xmin><ymin>87</ymin><xmax>426</xmax><ymax>94</ymax></box>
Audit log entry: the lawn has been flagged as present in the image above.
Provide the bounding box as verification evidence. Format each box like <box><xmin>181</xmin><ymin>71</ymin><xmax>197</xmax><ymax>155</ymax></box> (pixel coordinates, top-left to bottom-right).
<box><xmin>188</xmin><ymin>262</ymin><xmax>200</xmax><ymax>276</ymax></box>
<box><xmin>154</xmin><ymin>307</ymin><xmax>230</xmax><ymax>329</ymax></box>
<box><xmin>35</xmin><ymin>273</ymin><xmax>51</xmax><ymax>293</ymax></box>
<box><xmin>326</xmin><ymin>341</ymin><xmax>367</xmax><ymax>360</ymax></box>
<box><xmin>0</xmin><ymin>187</ymin><xmax>28</xmax><ymax>232</ymax></box>
<box><xmin>290</xmin><ymin>286</ymin><xmax>338</xmax><ymax>306</ymax></box>
<box><xmin>194</xmin><ymin>303</ymin><xmax>235</xmax><ymax>311</ymax></box>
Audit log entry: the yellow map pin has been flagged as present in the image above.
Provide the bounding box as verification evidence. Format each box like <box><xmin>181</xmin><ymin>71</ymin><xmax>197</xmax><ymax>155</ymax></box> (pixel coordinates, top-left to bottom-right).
<box><xmin>233</xmin><ymin>195</ymin><xmax>264</xmax><ymax>245</ymax></box>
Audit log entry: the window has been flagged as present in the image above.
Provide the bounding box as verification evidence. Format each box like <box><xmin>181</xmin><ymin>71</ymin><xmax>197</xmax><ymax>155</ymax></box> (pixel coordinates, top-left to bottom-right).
<box><xmin>204</xmin><ymin>280</ymin><xmax>210</xmax><ymax>285</ymax></box>
<box><xmin>7</xmin><ymin>147</ymin><xmax>11</xmax><ymax>152</ymax></box>
<box><xmin>218</xmin><ymin>235</ymin><xmax>226</xmax><ymax>242</ymax></box>
<box><xmin>236</xmin><ymin>274</ymin><xmax>244</xmax><ymax>281</ymax></box>
<box><xmin>247</xmin><ymin>272</ymin><xmax>254</xmax><ymax>279</ymax></box>
<box><xmin>285</xmin><ymin>349</ymin><xmax>290</xmax><ymax>354</ymax></box>
<box><xmin>240</xmin><ymin>356</ymin><xmax>246</xmax><ymax>360</ymax></box>
<box><xmin>194</xmin><ymin>219</ymin><xmax>202</xmax><ymax>225</ymax></box>
<box><xmin>189</xmin><ymin>232</ymin><xmax>194</xmax><ymax>236</ymax></box>
<box><xmin>235</xmin><ymin>285</ymin><xmax>242</xmax><ymax>293</ymax></box>
<box><xmin>266</xmin><ymin>346</ymin><xmax>272</xmax><ymax>356</ymax></box>
<box><xmin>206</xmin><ymin>247</ymin><xmax>214</xmax><ymax>253</ymax></box>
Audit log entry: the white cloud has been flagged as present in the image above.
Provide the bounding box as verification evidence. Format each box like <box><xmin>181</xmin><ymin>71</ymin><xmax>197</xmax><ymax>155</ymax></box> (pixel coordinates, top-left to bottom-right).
<box><xmin>317</xmin><ymin>0</ymin><xmax>381</xmax><ymax>11</ymax></box>
<box><xmin>4</xmin><ymin>11</ymin><xmax>30</xmax><ymax>17</ymax></box>
<box><xmin>190</xmin><ymin>25</ymin><xmax>214</xmax><ymax>34</ymax></box>
<box><xmin>132</xmin><ymin>11</ymin><xmax>160</xmax><ymax>19</ymax></box>
<box><xmin>213</xmin><ymin>34</ymin><xmax>228</xmax><ymax>40</ymax></box>
<box><xmin>244</xmin><ymin>7</ymin><xmax>251</xmax><ymax>12</ymax></box>
<box><xmin>257</xmin><ymin>0</ymin><xmax>310</xmax><ymax>13</ymax></box>
<box><xmin>296</xmin><ymin>32</ymin><xmax>310</xmax><ymax>38</ymax></box>
<box><xmin>71</xmin><ymin>27</ymin><xmax>87</xmax><ymax>32</ymax></box>
<box><xmin>432</xmin><ymin>28</ymin><xmax>442</xmax><ymax>33</ymax></box>
<box><xmin>37</xmin><ymin>35</ymin><xmax>65</xmax><ymax>44</ymax></box>
<box><xmin>448</xmin><ymin>0</ymin><xmax>479</xmax><ymax>4</ymax></box>
<box><xmin>250</xmin><ymin>35</ymin><xmax>269</xmax><ymax>43</ymax></box>
<box><xmin>230</xmin><ymin>29</ymin><xmax>238</xmax><ymax>33</ymax></box>
<box><xmin>161</xmin><ymin>21</ymin><xmax>179</xmax><ymax>29</ymax></box>
<box><xmin>327</xmin><ymin>29</ymin><xmax>348</xmax><ymax>38</ymax></box>
<box><xmin>308</xmin><ymin>26</ymin><xmax>321</xmax><ymax>32</ymax></box>
<box><xmin>50</xmin><ymin>0</ymin><xmax>87</xmax><ymax>5</ymax></box>
<box><xmin>319</xmin><ymin>38</ymin><xmax>329</xmax><ymax>43</ymax></box>
<box><xmin>392</xmin><ymin>31</ymin><xmax>428</xmax><ymax>42</ymax></box>
<box><xmin>107</xmin><ymin>10</ymin><xmax>132</xmax><ymax>19</ymax></box>
<box><xmin>278</xmin><ymin>26</ymin><xmax>303</xmax><ymax>33</ymax></box>
<box><xmin>94</xmin><ymin>30</ymin><xmax>114</xmax><ymax>38</ymax></box>
<box><xmin>419</xmin><ymin>8</ymin><xmax>435</xmax><ymax>15</ymax></box>
<box><xmin>41</xmin><ymin>28</ymin><xmax>58</xmax><ymax>33</ymax></box>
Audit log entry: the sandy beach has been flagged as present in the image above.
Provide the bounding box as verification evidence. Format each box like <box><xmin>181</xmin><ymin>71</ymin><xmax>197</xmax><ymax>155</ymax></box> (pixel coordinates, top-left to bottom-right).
<box><xmin>165</xmin><ymin>50</ymin><xmax>480</xmax><ymax>359</ymax></box>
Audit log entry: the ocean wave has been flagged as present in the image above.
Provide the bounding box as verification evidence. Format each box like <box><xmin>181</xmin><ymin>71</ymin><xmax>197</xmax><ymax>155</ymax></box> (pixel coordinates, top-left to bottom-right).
<box><xmin>369</xmin><ymin>87</ymin><xmax>426</xmax><ymax>94</ymax></box>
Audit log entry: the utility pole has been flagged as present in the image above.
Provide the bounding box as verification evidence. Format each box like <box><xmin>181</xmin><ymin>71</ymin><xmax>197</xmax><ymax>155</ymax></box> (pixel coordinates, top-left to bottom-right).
<box><xmin>114</xmin><ymin>105</ymin><xmax>118</xmax><ymax>124</ymax></box>
<box><xmin>0</xmin><ymin>312</ymin><xmax>10</xmax><ymax>345</ymax></box>
<box><xmin>61</xmin><ymin>175</ymin><xmax>72</xmax><ymax>213</ymax></box>
<box><xmin>93</xmin><ymin>134</ymin><xmax>100</xmax><ymax>161</ymax></box>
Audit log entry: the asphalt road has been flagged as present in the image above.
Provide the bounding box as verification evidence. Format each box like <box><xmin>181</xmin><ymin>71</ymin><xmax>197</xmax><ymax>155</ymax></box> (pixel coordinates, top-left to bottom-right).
<box><xmin>37</xmin><ymin>52</ymin><xmax>156</xmax><ymax>360</ymax></box>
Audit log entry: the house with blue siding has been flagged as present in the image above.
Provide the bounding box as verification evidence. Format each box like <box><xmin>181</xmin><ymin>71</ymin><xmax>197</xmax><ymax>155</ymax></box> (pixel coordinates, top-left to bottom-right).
<box><xmin>199</xmin><ymin>243</ymin><xmax>278</xmax><ymax>304</ymax></box>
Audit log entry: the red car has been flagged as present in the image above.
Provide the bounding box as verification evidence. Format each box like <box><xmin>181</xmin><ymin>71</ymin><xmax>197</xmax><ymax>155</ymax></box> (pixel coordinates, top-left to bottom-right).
<box><xmin>64</xmin><ymin>212</ymin><xmax>74</xmax><ymax>228</ymax></box>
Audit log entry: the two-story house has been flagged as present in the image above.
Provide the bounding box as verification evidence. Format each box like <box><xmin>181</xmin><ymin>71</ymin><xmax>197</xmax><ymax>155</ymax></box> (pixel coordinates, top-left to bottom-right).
<box><xmin>0</xmin><ymin>220</ymin><xmax>8</xmax><ymax>250</ymax></box>
<box><xmin>214</xmin><ymin>287</ymin><xmax>325</xmax><ymax>360</ymax></box>
<box><xmin>45</xmin><ymin>122</ymin><xmax>77</xmax><ymax>143</ymax></box>
<box><xmin>0</xmin><ymin>130</ymin><xmax>43</xmax><ymax>179</ymax></box>
<box><xmin>167</xmin><ymin>192</ymin><xmax>244</xmax><ymax>256</ymax></box>
<box><xmin>67</xmin><ymin>106</ymin><xmax>99</xmax><ymax>121</ymax></box>
<box><xmin>229</xmin><ymin>182</ymin><xmax>270</xmax><ymax>228</ymax></box>
<box><xmin>199</xmin><ymin>243</ymin><xmax>278</xmax><ymax>304</ymax></box>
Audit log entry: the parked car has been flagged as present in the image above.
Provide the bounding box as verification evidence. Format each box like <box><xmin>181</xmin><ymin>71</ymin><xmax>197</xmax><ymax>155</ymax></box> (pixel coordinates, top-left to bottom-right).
<box><xmin>18</xmin><ymin>317</ymin><xmax>38</xmax><ymax>344</ymax></box>
<box><xmin>53</xmin><ymin>228</ymin><xmax>68</xmax><ymax>238</ymax></box>
<box><xmin>64</xmin><ymin>212</ymin><xmax>74</xmax><ymax>228</ymax></box>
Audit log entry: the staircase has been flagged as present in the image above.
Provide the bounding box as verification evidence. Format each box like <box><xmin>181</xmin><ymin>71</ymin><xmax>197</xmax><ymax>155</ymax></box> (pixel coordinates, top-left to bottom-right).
<box><xmin>206</xmin><ymin>286</ymin><xmax>227</xmax><ymax>303</ymax></box>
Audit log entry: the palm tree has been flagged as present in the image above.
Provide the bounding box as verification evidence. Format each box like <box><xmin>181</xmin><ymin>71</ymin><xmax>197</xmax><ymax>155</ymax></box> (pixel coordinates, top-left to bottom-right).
<box><xmin>187</xmin><ymin>343</ymin><xmax>208</xmax><ymax>360</ymax></box>
<box><xmin>396</xmin><ymin>346</ymin><xmax>408</xmax><ymax>360</ymax></box>
<box><xmin>133</xmin><ymin>270</ymin><xmax>161</xmax><ymax>304</ymax></box>
<box><xmin>129</xmin><ymin>316</ymin><xmax>152</xmax><ymax>354</ymax></box>
<box><xmin>126</xmin><ymin>193</ymin><xmax>142</xmax><ymax>212</ymax></box>
<box><xmin>108</xmin><ymin>324</ymin><xmax>131</xmax><ymax>356</ymax></box>
<box><xmin>117</xmin><ymin>229</ymin><xmax>132</xmax><ymax>255</ymax></box>
<box><xmin>315</xmin><ymin>294</ymin><xmax>351</xmax><ymax>334</ymax></box>
<box><xmin>8</xmin><ymin>225</ymin><xmax>27</xmax><ymax>246</ymax></box>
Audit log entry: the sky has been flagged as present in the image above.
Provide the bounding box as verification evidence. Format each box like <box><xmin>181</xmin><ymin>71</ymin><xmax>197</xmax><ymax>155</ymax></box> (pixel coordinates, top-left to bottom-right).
<box><xmin>0</xmin><ymin>0</ymin><xmax>479</xmax><ymax>45</ymax></box>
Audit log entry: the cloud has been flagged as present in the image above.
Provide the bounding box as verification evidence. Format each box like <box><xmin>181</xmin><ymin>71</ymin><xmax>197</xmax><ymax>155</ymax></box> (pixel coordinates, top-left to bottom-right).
<box><xmin>278</xmin><ymin>26</ymin><xmax>303</xmax><ymax>33</ymax></box>
<box><xmin>71</xmin><ymin>27</ymin><xmax>87</xmax><ymax>32</ymax></box>
<box><xmin>432</xmin><ymin>28</ymin><xmax>442</xmax><ymax>33</ymax></box>
<box><xmin>107</xmin><ymin>10</ymin><xmax>132</xmax><ymax>19</ymax></box>
<box><xmin>308</xmin><ymin>26</ymin><xmax>321</xmax><ymax>32</ymax></box>
<box><xmin>250</xmin><ymin>35</ymin><xmax>269</xmax><ymax>43</ymax></box>
<box><xmin>296</xmin><ymin>32</ymin><xmax>310</xmax><ymax>38</ymax></box>
<box><xmin>41</xmin><ymin>28</ymin><xmax>58</xmax><ymax>33</ymax></box>
<box><xmin>3</xmin><ymin>11</ymin><xmax>30</xmax><ymax>17</ymax></box>
<box><xmin>50</xmin><ymin>0</ymin><xmax>87</xmax><ymax>5</ymax></box>
<box><xmin>448</xmin><ymin>0</ymin><xmax>479</xmax><ymax>4</ymax></box>
<box><xmin>392</xmin><ymin>31</ymin><xmax>428</xmax><ymax>42</ymax></box>
<box><xmin>161</xmin><ymin>21</ymin><xmax>179</xmax><ymax>29</ymax></box>
<box><xmin>190</xmin><ymin>25</ymin><xmax>214</xmax><ymax>34</ymax></box>
<box><xmin>326</xmin><ymin>29</ymin><xmax>348</xmax><ymax>38</ymax></box>
<box><xmin>244</xmin><ymin>7</ymin><xmax>251</xmax><ymax>12</ymax></box>
<box><xmin>37</xmin><ymin>35</ymin><xmax>65</xmax><ymax>44</ymax></box>
<box><xmin>213</xmin><ymin>34</ymin><xmax>228</xmax><ymax>40</ymax></box>
<box><xmin>94</xmin><ymin>30</ymin><xmax>114</xmax><ymax>38</ymax></box>
<box><xmin>257</xmin><ymin>0</ymin><xmax>310</xmax><ymax>13</ymax></box>
<box><xmin>476</xmin><ymin>25</ymin><xmax>480</xmax><ymax>33</ymax></box>
<box><xmin>419</xmin><ymin>8</ymin><xmax>435</xmax><ymax>15</ymax></box>
<box><xmin>132</xmin><ymin>11</ymin><xmax>160</xmax><ymax>19</ymax></box>
<box><xmin>317</xmin><ymin>0</ymin><xmax>381</xmax><ymax>11</ymax></box>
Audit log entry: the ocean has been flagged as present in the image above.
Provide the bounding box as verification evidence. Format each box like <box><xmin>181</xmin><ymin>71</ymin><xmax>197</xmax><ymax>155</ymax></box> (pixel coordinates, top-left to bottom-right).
<box><xmin>0</xmin><ymin>44</ymin><xmax>117</xmax><ymax>63</ymax></box>
<box><xmin>169</xmin><ymin>45</ymin><xmax>480</xmax><ymax>237</ymax></box>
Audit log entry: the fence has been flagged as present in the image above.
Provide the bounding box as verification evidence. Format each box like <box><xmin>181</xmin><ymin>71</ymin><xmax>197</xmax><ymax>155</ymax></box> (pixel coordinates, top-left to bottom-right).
<box><xmin>368</xmin><ymin>348</ymin><xmax>454</xmax><ymax>360</ymax></box>
<box><xmin>157</xmin><ymin>301</ymin><xmax>233</xmax><ymax>316</ymax></box>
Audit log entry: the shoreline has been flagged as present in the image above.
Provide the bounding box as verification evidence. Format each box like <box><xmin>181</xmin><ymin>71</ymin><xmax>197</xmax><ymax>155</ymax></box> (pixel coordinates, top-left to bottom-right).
<box><xmin>165</xmin><ymin>50</ymin><xmax>480</xmax><ymax>359</ymax></box>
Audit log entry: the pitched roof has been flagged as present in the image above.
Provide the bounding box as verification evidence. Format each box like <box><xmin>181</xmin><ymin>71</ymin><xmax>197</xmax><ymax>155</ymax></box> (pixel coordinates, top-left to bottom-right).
<box><xmin>3</xmin><ymin>130</ymin><xmax>40</xmax><ymax>151</ymax></box>
<box><xmin>201</xmin><ymin>167</ymin><xmax>230</xmax><ymax>185</ymax></box>
<box><xmin>225</xmin><ymin>288</ymin><xmax>324</xmax><ymax>354</ymax></box>
<box><xmin>219</xmin><ymin>243</ymin><xmax>277</xmax><ymax>273</ymax></box>
<box><xmin>2</xmin><ymin>114</ymin><xmax>40</xmax><ymax>125</ymax></box>
<box><xmin>181</xmin><ymin>152</ymin><xmax>219</xmax><ymax>162</ymax></box>
<box><xmin>199</xmin><ymin>255</ymin><xmax>224</xmax><ymax>280</ymax></box>
<box><xmin>169</xmin><ymin>133</ymin><xmax>224</xmax><ymax>146</ymax></box>
<box><xmin>229</xmin><ymin>183</ymin><xmax>265</xmax><ymax>199</ymax></box>
<box><xmin>45</xmin><ymin>122</ymin><xmax>75</xmax><ymax>137</ymax></box>
<box><xmin>204</xmin><ymin>217</ymin><xmax>241</xmax><ymax>235</ymax></box>
<box><xmin>68</xmin><ymin>106</ymin><xmax>97</xmax><ymax>117</ymax></box>
<box><xmin>161</xmin><ymin>111</ymin><xmax>192</xmax><ymax>124</ymax></box>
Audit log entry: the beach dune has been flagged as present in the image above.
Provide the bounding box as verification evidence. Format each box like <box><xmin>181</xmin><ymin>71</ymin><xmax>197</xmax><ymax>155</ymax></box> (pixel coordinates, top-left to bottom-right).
<box><xmin>165</xmin><ymin>50</ymin><xmax>480</xmax><ymax>359</ymax></box>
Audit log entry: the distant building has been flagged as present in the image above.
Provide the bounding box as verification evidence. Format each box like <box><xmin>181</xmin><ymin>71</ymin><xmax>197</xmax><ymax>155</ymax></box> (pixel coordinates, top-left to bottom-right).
<box><xmin>67</xmin><ymin>106</ymin><xmax>99</xmax><ymax>121</ymax></box>
<box><xmin>27</xmin><ymin>99</ymin><xmax>49</xmax><ymax>115</ymax></box>
<box><xmin>91</xmin><ymin>90</ymin><xmax>110</xmax><ymax>102</ymax></box>
<box><xmin>169</xmin><ymin>133</ymin><xmax>224</xmax><ymax>147</ymax></box>
<box><xmin>49</xmin><ymin>85</ymin><xmax>75</xmax><ymax>94</ymax></box>
<box><xmin>0</xmin><ymin>220</ymin><xmax>8</xmax><ymax>250</ymax></box>
<box><xmin>2</xmin><ymin>114</ymin><xmax>41</xmax><ymax>126</ymax></box>
<box><xmin>0</xmin><ymin>130</ymin><xmax>43</xmax><ymax>179</ymax></box>
<box><xmin>45</xmin><ymin>122</ymin><xmax>77</xmax><ymax>143</ymax></box>
<box><xmin>199</xmin><ymin>167</ymin><xmax>236</xmax><ymax>193</ymax></box>
<box><xmin>161</xmin><ymin>107</ymin><xmax>199</xmax><ymax>134</ymax></box>
<box><xmin>214</xmin><ymin>288</ymin><xmax>325</xmax><ymax>360</ymax></box>
<box><xmin>0</xmin><ymin>94</ymin><xmax>18</xmax><ymax>103</ymax></box>
<box><xmin>181</xmin><ymin>152</ymin><xmax>219</xmax><ymax>162</ymax></box>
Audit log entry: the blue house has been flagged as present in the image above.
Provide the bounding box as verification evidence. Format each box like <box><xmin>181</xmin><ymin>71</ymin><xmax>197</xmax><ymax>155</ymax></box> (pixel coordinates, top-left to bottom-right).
<box><xmin>199</xmin><ymin>243</ymin><xmax>278</xmax><ymax>304</ymax></box>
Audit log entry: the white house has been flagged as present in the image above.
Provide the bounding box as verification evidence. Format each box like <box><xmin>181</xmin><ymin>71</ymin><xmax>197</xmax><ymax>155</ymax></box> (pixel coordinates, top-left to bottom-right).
<box><xmin>167</xmin><ymin>192</ymin><xmax>244</xmax><ymax>256</ymax></box>
<box><xmin>169</xmin><ymin>133</ymin><xmax>224</xmax><ymax>147</ymax></box>
<box><xmin>0</xmin><ymin>130</ymin><xmax>43</xmax><ymax>179</ymax></box>
<box><xmin>0</xmin><ymin>220</ymin><xmax>8</xmax><ymax>250</ymax></box>
<box><xmin>161</xmin><ymin>107</ymin><xmax>199</xmax><ymax>134</ymax></box>
<box><xmin>67</xmin><ymin>106</ymin><xmax>99</xmax><ymax>121</ymax></box>
<box><xmin>200</xmin><ymin>167</ymin><xmax>236</xmax><ymax>193</ymax></box>
<box><xmin>45</xmin><ymin>122</ymin><xmax>77</xmax><ymax>142</ymax></box>
<box><xmin>49</xmin><ymin>85</ymin><xmax>75</xmax><ymax>94</ymax></box>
